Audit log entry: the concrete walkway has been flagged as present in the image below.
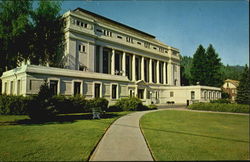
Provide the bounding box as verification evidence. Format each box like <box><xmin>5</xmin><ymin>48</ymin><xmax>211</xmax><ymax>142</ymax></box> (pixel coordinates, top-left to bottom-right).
<box><xmin>90</xmin><ymin>110</ymin><xmax>157</xmax><ymax>161</ymax></box>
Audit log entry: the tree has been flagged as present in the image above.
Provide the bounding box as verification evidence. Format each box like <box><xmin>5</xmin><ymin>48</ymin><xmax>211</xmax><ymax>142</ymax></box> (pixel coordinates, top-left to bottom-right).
<box><xmin>205</xmin><ymin>44</ymin><xmax>223</xmax><ymax>87</ymax></box>
<box><xmin>29</xmin><ymin>0</ymin><xmax>64</xmax><ymax>66</ymax></box>
<box><xmin>190</xmin><ymin>45</ymin><xmax>208</xmax><ymax>85</ymax></box>
<box><xmin>236</xmin><ymin>65</ymin><xmax>250</xmax><ymax>105</ymax></box>
<box><xmin>0</xmin><ymin>0</ymin><xmax>31</xmax><ymax>72</ymax></box>
<box><xmin>180</xmin><ymin>56</ymin><xmax>192</xmax><ymax>85</ymax></box>
<box><xmin>220</xmin><ymin>64</ymin><xmax>244</xmax><ymax>81</ymax></box>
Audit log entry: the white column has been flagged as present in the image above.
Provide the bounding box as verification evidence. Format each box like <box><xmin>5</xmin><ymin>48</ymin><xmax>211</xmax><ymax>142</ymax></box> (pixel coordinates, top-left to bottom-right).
<box><xmin>156</xmin><ymin>60</ymin><xmax>160</xmax><ymax>84</ymax></box>
<box><xmin>163</xmin><ymin>62</ymin><xmax>166</xmax><ymax>84</ymax></box>
<box><xmin>176</xmin><ymin>64</ymin><xmax>181</xmax><ymax>86</ymax></box>
<box><xmin>149</xmin><ymin>58</ymin><xmax>152</xmax><ymax>83</ymax></box>
<box><xmin>167</xmin><ymin>60</ymin><xmax>172</xmax><ymax>85</ymax></box>
<box><xmin>99</xmin><ymin>46</ymin><xmax>103</xmax><ymax>73</ymax></box>
<box><xmin>132</xmin><ymin>54</ymin><xmax>136</xmax><ymax>81</ymax></box>
<box><xmin>141</xmin><ymin>57</ymin><xmax>145</xmax><ymax>81</ymax></box>
<box><xmin>122</xmin><ymin>52</ymin><xmax>126</xmax><ymax>76</ymax></box>
<box><xmin>111</xmin><ymin>49</ymin><xmax>115</xmax><ymax>75</ymax></box>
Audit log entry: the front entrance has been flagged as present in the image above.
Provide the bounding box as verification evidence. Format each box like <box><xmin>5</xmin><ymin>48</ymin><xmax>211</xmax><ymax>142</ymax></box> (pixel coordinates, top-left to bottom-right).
<box><xmin>138</xmin><ymin>89</ymin><xmax>144</xmax><ymax>99</ymax></box>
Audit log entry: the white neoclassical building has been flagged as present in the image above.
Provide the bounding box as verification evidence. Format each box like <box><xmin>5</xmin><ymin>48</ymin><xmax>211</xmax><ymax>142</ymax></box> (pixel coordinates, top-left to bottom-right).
<box><xmin>0</xmin><ymin>8</ymin><xmax>221</xmax><ymax>105</ymax></box>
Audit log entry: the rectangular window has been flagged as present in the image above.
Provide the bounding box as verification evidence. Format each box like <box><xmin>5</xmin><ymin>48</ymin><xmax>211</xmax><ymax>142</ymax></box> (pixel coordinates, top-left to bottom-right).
<box><xmin>103</xmin><ymin>50</ymin><xmax>110</xmax><ymax>74</ymax></box>
<box><xmin>117</xmin><ymin>35</ymin><xmax>123</xmax><ymax>39</ymax></box>
<box><xmin>191</xmin><ymin>91</ymin><xmax>195</xmax><ymax>100</ymax></box>
<box><xmin>74</xmin><ymin>82</ymin><xmax>81</xmax><ymax>96</ymax></box>
<box><xmin>84</xmin><ymin>23</ymin><xmax>88</xmax><ymax>28</ymax></box>
<box><xmin>153</xmin><ymin>47</ymin><xmax>157</xmax><ymax>50</ymax></box>
<box><xmin>50</xmin><ymin>80</ymin><xmax>58</xmax><ymax>96</ymax></box>
<box><xmin>152</xmin><ymin>60</ymin><xmax>156</xmax><ymax>83</ymax></box>
<box><xmin>138</xmin><ymin>89</ymin><xmax>144</xmax><ymax>99</ymax></box>
<box><xmin>159</xmin><ymin>62</ymin><xmax>163</xmax><ymax>84</ymax></box>
<box><xmin>137</xmin><ymin>42</ymin><xmax>141</xmax><ymax>45</ymax></box>
<box><xmin>4</xmin><ymin>82</ymin><xmax>7</xmax><ymax>94</ymax></box>
<box><xmin>17</xmin><ymin>80</ymin><xmax>21</xmax><ymax>95</ymax></box>
<box><xmin>79</xmin><ymin>44</ymin><xmax>85</xmax><ymax>53</ymax></box>
<box><xmin>147</xmin><ymin>90</ymin><xmax>150</xmax><ymax>99</ymax></box>
<box><xmin>144</xmin><ymin>42</ymin><xmax>150</xmax><ymax>48</ymax></box>
<box><xmin>165</xmin><ymin>63</ymin><xmax>168</xmax><ymax>84</ymax></box>
<box><xmin>144</xmin><ymin>59</ymin><xmax>149</xmax><ymax>82</ymax></box>
<box><xmin>95</xmin><ymin>46</ymin><xmax>100</xmax><ymax>72</ymax></box>
<box><xmin>170</xmin><ymin>91</ymin><xmax>174</xmax><ymax>97</ymax></box>
<box><xmin>126</xmin><ymin>54</ymin><xmax>132</xmax><ymax>80</ymax></box>
<box><xmin>129</xmin><ymin>90</ymin><xmax>133</xmax><ymax>98</ymax></box>
<box><xmin>159</xmin><ymin>47</ymin><xmax>164</xmax><ymax>53</ymax></box>
<box><xmin>29</xmin><ymin>80</ymin><xmax>32</xmax><ymax>90</ymax></box>
<box><xmin>115</xmin><ymin>52</ymin><xmax>121</xmax><ymax>75</ymax></box>
<box><xmin>94</xmin><ymin>83</ymin><xmax>101</xmax><ymax>98</ymax></box>
<box><xmin>76</xmin><ymin>20</ymin><xmax>80</xmax><ymax>26</ymax></box>
<box><xmin>135</xmin><ymin>57</ymin><xmax>141</xmax><ymax>80</ymax></box>
<box><xmin>112</xmin><ymin>85</ymin><xmax>117</xmax><ymax>99</ymax></box>
<box><xmin>96</xmin><ymin>29</ymin><xmax>102</xmax><ymax>33</ymax></box>
<box><xmin>126</xmin><ymin>37</ymin><xmax>133</xmax><ymax>43</ymax></box>
<box><xmin>10</xmin><ymin>81</ymin><xmax>14</xmax><ymax>94</ymax></box>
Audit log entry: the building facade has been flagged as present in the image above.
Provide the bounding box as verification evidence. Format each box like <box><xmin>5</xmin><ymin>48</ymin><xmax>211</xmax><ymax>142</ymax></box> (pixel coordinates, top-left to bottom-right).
<box><xmin>222</xmin><ymin>79</ymin><xmax>239</xmax><ymax>102</ymax></box>
<box><xmin>1</xmin><ymin>8</ymin><xmax>221</xmax><ymax>105</ymax></box>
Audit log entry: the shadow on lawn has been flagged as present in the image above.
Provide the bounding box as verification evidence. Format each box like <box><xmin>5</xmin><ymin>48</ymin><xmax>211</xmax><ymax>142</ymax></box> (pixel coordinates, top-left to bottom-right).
<box><xmin>142</xmin><ymin>126</ymin><xmax>249</xmax><ymax>144</ymax></box>
<box><xmin>1</xmin><ymin>113</ymin><xmax>119</xmax><ymax>126</ymax></box>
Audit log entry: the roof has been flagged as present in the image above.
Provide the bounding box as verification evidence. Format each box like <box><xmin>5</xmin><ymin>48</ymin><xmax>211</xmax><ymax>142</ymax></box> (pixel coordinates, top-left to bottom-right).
<box><xmin>73</xmin><ymin>8</ymin><xmax>156</xmax><ymax>39</ymax></box>
<box><xmin>225</xmin><ymin>79</ymin><xmax>239</xmax><ymax>87</ymax></box>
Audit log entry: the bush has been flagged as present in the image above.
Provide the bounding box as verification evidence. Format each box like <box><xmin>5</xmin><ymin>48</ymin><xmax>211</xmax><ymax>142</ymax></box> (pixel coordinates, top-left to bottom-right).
<box><xmin>0</xmin><ymin>94</ymin><xmax>31</xmax><ymax>115</ymax></box>
<box><xmin>106</xmin><ymin>105</ymin><xmax>123</xmax><ymax>112</ymax></box>
<box><xmin>27</xmin><ymin>82</ymin><xmax>57</xmax><ymax>121</ymax></box>
<box><xmin>115</xmin><ymin>97</ymin><xmax>146</xmax><ymax>111</ymax></box>
<box><xmin>68</xmin><ymin>95</ymin><xmax>88</xmax><ymax>113</ymax></box>
<box><xmin>188</xmin><ymin>102</ymin><xmax>249</xmax><ymax>113</ymax></box>
<box><xmin>147</xmin><ymin>104</ymin><xmax>158</xmax><ymax>110</ymax></box>
<box><xmin>86</xmin><ymin>98</ymin><xmax>109</xmax><ymax>112</ymax></box>
<box><xmin>210</xmin><ymin>99</ymin><xmax>230</xmax><ymax>104</ymax></box>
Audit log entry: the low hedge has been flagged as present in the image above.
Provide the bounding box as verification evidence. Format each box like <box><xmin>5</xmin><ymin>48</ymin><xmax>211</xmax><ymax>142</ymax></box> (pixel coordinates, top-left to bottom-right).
<box><xmin>188</xmin><ymin>102</ymin><xmax>249</xmax><ymax>113</ymax></box>
<box><xmin>0</xmin><ymin>95</ymin><xmax>32</xmax><ymax>115</ymax></box>
<box><xmin>0</xmin><ymin>94</ymin><xmax>109</xmax><ymax>115</ymax></box>
<box><xmin>108</xmin><ymin>97</ymin><xmax>157</xmax><ymax>112</ymax></box>
<box><xmin>210</xmin><ymin>99</ymin><xmax>231</xmax><ymax>104</ymax></box>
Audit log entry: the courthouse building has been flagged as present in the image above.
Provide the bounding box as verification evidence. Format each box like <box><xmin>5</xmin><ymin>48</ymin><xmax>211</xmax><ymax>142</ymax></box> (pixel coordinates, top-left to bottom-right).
<box><xmin>1</xmin><ymin>8</ymin><xmax>221</xmax><ymax>105</ymax></box>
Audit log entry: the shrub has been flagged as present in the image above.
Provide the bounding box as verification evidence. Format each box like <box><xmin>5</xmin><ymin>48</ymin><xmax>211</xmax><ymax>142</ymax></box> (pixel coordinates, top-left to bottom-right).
<box><xmin>27</xmin><ymin>82</ymin><xmax>57</xmax><ymax>121</ymax></box>
<box><xmin>147</xmin><ymin>104</ymin><xmax>158</xmax><ymax>110</ymax></box>
<box><xmin>188</xmin><ymin>102</ymin><xmax>249</xmax><ymax>113</ymax></box>
<box><xmin>86</xmin><ymin>98</ymin><xmax>109</xmax><ymax>112</ymax></box>
<box><xmin>106</xmin><ymin>105</ymin><xmax>123</xmax><ymax>112</ymax></box>
<box><xmin>210</xmin><ymin>99</ymin><xmax>230</xmax><ymax>104</ymax></box>
<box><xmin>115</xmin><ymin>97</ymin><xmax>145</xmax><ymax>111</ymax></box>
<box><xmin>68</xmin><ymin>95</ymin><xmax>88</xmax><ymax>113</ymax></box>
<box><xmin>0</xmin><ymin>94</ymin><xmax>31</xmax><ymax>115</ymax></box>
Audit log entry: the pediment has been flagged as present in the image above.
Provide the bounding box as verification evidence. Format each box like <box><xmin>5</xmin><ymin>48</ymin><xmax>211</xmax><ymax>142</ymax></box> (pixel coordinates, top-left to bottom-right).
<box><xmin>135</xmin><ymin>80</ymin><xmax>146</xmax><ymax>85</ymax></box>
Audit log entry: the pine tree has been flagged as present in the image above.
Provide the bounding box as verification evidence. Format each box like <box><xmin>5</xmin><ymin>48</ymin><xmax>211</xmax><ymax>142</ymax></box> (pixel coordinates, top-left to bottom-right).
<box><xmin>206</xmin><ymin>44</ymin><xmax>223</xmax><ymax>87</ymax></box>
<box><xmin>180</xmin><ymin>56</ymin><xmax>192</xmax><ymax>85</ymax></box>
<box><xmin>190</xmin><ymin>45</ymin><xmax>208</xmax><ymax>85</ymax></box>
<box><xmin>236</xmin><ymin>65</ymin><xmax>250</xmax><ymax>105</ymax></box>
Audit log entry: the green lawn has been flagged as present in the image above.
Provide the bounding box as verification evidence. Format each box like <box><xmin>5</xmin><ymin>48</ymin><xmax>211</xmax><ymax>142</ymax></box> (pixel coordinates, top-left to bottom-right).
<box><xmin>0</xmin><ymin>112</ymin><xmax>130</xmax><ymax>161</ymax></box>
<box><xmin>140</xmin><ymin>110</ymin><xmax>249</xmax><ymax>161</ymax></box>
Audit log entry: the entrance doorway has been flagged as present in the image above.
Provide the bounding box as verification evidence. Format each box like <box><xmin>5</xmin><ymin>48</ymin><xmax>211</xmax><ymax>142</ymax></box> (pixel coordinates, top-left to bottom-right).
<box><xmin>138</xmin><ymin>89</ymin><xmax>144</xmax><ymax>99</ymax></box>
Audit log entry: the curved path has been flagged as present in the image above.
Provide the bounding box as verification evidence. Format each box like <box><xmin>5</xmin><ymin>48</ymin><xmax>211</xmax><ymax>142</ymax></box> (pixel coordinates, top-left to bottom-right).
<box><xmin>89</xmin><ymin>110</ymin><xmax>158</xmax><ymax>161</ymax></box>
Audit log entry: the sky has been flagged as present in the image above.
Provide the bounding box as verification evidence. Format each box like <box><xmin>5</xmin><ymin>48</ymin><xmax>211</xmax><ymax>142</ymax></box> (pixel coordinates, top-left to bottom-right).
<box><xmin>60</xmin><ymin>0</ymin><xmax>249</xmax><ymax>66</ymax></box>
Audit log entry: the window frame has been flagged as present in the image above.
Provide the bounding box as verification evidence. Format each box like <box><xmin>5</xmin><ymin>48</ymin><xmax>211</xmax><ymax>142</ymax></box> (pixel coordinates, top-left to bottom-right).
<box><xmin>48</xmin><ymin>78</ymin><xmax>60</xmax><ymax>95</ymax></box>
<box><xmin>110</xmin><ymin>83</ymin><xmax>119</xmax><ymax>100</ymax></box>
<box><xmin>72</xmin><ymin>80</ymin><xmax>83</xmax><ymax>96</ymax></box>
<box><xmin>93</xmin><ymin>82</ymin><xmax>102</xmax><ymax>98</ymax></box>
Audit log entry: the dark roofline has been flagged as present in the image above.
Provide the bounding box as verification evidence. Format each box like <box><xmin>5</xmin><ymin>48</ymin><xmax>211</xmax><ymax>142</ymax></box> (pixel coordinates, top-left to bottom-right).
<box><xmin>73</xmin><ymin>8</ymin><xmax>155</xmax><ymax>39</ymax></box>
